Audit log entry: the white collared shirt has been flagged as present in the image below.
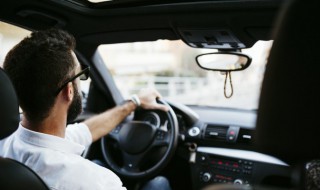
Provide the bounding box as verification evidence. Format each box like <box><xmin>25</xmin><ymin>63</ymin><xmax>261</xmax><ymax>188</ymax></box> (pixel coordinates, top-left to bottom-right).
<box><xmin>0</xmin><ymin>123</ymin><xmax>126</xmax><ymax>190</ymax></box>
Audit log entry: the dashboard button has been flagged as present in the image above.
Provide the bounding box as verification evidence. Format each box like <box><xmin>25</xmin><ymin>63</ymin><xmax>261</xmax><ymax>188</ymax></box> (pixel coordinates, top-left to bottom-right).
<box><xmin>202</xmin><ymin>173</ymin><xmax>212</xmax><ymax>182</ymax></box>
<box><xmin>234</xmin><ymin>179</ymin><xmax>243</xmax><ymax>185</ymax></box>
<box><xmin>188</xmin><ymin>127</ymin><xmax>200</xmax><ymax>136</ymax></box>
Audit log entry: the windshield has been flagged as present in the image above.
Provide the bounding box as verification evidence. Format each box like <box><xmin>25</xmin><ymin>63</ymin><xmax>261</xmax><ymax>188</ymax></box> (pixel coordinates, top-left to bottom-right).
<box><xmin>98</xmin><ymin>40</ymin><xmax>272</xmax><ymax>110</ymax></box>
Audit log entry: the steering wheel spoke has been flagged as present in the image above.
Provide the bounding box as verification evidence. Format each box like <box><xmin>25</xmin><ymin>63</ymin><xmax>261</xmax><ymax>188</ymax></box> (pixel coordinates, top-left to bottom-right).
<box><xmin>108</xmin><ymin>124</ymin><xmax>122</xmax><ymax>141</ymax></box>
<box><xmin>152</xmin><ymin>129</ymin><xmax>170</xmax><ymax>147</ymax></box>
<box><xmin>121</xmin><ymin>151</ymin><xmax>145</xmax><ymax>172</ymax></box>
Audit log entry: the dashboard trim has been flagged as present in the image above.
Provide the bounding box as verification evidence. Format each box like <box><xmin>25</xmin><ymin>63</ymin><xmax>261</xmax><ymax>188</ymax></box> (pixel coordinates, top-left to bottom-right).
<box><xmin>197</xmin><ymin>147</ymin><xmax>288</xmax><ymax>166</ymax></box>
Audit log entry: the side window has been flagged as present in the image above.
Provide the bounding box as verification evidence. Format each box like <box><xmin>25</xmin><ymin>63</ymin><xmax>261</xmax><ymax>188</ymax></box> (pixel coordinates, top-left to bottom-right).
<box><xmin>0</xmin><ymin>22</ymin><xmax>31</xmax><ymax>67</ymax></box>
<box><xmin>79</xmin><ymin>69</ymin><xmax>91</xmax><ymax>109</ymax></box>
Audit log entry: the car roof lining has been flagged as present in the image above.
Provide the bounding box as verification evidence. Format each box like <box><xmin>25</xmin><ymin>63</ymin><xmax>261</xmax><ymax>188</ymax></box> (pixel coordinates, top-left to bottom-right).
<box><xmin>80</xmin><ymin>29</ymin><xmax>178</xmax><ymax>44</ymax></box>
<box><xmin>1</xmin><ymin>0</ymin><xmax>284</xmax><ymax>51</ymax></box>
<box><xmin>67</xmin><ymin>0</ymin><xmax>284</xmax><ymax>10</ymax></box>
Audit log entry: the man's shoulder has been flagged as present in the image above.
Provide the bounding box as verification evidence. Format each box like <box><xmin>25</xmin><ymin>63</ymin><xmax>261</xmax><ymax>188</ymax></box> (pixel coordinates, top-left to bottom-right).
<box><xmin>65</xmin><ymin>122</ymin><xmax>92</xmax><ymax>147</ymax></box>
<box><xmin>44</xmin><ymin>156</ymin><xmax>126</xmax><ymax>190</ymax></box>
<box><xmin>0</xmin><ymin>132</ymin><xmax>16</xmax><ymax>156</ymax></box>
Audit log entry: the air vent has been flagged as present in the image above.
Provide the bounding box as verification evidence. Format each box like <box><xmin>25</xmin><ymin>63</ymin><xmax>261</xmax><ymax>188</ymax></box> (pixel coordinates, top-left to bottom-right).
<box><xmin>204</xmin><ymin>124</ymin><xmax>228</xmax><ymax>141</ymax></box>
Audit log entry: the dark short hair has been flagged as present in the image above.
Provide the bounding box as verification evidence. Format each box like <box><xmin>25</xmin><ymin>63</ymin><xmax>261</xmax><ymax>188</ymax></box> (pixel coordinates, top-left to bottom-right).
<box><xmin>3</xmin><ymin>28</ymin><xmax>76</xmax><ymax>123</ymax></box>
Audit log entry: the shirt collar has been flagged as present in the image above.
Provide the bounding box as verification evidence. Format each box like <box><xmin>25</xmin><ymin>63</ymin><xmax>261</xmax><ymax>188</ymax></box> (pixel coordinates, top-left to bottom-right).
<box><xmin>16</xmin><ymin>123</ymin><xmax>85</xmax><ymax>155</ymax></box>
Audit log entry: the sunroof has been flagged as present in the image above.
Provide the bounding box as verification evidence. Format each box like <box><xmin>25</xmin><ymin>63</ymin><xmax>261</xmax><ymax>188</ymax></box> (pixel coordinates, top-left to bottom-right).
<box><xmin>87</xmin><ymin>0</ymin><xmax>112</xmax><ymax>3</ymax></box>
<box><xmin>84</xmin><ymin>0</ymin><xmax>216</xmax><ymax>5</ymax></box>
<box><xmin>82</xmin><ymin>0</ymin><xmax>267</xmax><ymax>7</ymax></box>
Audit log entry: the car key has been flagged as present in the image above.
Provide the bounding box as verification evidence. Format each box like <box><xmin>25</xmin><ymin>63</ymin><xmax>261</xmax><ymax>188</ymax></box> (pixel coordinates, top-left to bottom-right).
<box><xmin>188</xmin><ymin>143</ymin><xmax>197</xmax><ymax>163</ymax></box>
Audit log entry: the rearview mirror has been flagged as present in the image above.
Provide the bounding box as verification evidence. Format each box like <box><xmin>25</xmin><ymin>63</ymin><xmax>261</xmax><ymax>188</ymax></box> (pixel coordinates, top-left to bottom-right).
<box><xmin>196</xmin><ymin>52</ymin><xmax>252</xmax><ymax>72</ymax></box>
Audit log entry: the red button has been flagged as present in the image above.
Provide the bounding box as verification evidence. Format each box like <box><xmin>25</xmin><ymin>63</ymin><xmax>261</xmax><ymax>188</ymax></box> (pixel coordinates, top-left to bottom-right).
<box><xmin>229</xmin><ymin>131</ymin><xmax>235</xmax><ymax>135</ymax></box>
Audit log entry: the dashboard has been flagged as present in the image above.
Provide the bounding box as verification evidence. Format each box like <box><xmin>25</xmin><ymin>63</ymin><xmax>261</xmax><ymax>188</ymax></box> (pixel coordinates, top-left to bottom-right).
<box><xmin>168</xmin><ymin>102</ymin><xmax>292</xmax><ymax>189</ymax></box>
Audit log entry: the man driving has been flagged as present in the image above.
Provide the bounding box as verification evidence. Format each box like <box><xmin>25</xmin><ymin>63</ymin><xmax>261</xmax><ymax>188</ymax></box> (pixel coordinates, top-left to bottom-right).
<box><xmin>0</xmin><ymin>28</ymin><xmax>171</xmax><ymax>190</ymax></box>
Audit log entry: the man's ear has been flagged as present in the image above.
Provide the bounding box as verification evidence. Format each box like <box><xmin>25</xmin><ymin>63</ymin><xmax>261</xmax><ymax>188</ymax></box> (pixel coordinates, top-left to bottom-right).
<box><xmin>62</xmin><ymin>82</ymin><xmax>74</xmax><ymax>102</ymax></box>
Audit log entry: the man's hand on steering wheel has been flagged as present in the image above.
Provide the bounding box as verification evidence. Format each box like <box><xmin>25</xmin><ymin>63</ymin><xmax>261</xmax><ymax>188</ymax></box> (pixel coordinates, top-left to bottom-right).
<box><xmin>137</xmin><ymin>88</ymin><xmax>169</xmax><ymax>112</ymax></box>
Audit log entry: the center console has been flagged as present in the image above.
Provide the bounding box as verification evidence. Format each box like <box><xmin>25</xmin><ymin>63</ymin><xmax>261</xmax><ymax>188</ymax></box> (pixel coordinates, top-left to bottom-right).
<box><xmin>190</xmin><ymin>147</ymin><xmax>291</xmax><ymax>189</ymax></box>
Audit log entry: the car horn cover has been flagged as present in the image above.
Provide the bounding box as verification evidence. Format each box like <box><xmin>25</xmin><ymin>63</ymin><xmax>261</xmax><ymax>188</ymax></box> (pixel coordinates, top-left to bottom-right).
<box><xmin>118</xmin><ymin>122</ymin><xmax>156</xmax><ymax>154</ymax></box>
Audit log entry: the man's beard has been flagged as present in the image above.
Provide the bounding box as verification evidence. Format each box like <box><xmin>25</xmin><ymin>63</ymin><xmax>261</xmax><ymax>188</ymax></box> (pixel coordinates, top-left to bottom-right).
<box><xmin>67</xmin><ymin>83</ymin><xmax>82</xmax><ymax>123</ymax></box>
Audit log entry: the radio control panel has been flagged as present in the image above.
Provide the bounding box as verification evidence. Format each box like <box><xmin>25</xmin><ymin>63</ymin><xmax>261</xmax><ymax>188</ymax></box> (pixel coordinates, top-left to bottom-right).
<box><xmin>191</xmin><ymin>152</ymin><xmax>254</xmax><ymax>189</ymax></box>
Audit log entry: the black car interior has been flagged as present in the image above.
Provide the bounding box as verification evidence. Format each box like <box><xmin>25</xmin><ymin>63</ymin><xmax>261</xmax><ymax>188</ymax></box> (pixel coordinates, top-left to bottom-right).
<box><xmin>1</xmin><ymin>0</ymin><xmax>320</xmax><ymax>189</ymax></box>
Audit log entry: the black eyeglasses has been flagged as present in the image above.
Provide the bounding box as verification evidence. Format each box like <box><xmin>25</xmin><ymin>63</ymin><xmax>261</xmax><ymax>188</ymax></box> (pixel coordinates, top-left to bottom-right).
<box><xmin>55</xmin><ymin>65</ymin><xmax>90</xmax><ymax>95</ymax></box>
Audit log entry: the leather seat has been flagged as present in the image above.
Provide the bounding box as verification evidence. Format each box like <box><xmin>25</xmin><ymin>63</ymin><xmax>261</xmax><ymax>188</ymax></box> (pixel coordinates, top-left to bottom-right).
<box><xmin>255</xmin><ymin>0</ymin><xmax>320</xmax><ymax>165</ymax></box>
<box><xmin>254</xmin><ymin>0</ymin><xmax>320</xmax><ymax>188</ymax></box>
<box><xmin>205</xmin><ymin>0</ymin><xmax>320</xmax><ymax>189</ymax></box>
<box><xmin>0</xmin><ymin>68</ymin><xmax>49</xmax><ymax>190</ymax></box>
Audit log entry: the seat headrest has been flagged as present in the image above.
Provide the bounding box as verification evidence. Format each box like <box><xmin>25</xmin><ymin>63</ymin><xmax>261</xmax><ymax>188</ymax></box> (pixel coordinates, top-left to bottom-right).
<box><xmin>254</xmin><ymin>0</ymin><xmax>320</xmax><ymax>164</ymax></box>
<box><xmin>0</xmin><ymin>68</ymin><xmax>19</xmax><ymax>140</ymax></box>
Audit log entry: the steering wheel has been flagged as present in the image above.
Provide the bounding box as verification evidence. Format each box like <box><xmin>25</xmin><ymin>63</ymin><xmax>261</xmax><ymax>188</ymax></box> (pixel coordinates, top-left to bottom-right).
<box><xmin>101</xmin><ymin>99</ymin><xmax>179</xmax><ymax>179</ymax></box>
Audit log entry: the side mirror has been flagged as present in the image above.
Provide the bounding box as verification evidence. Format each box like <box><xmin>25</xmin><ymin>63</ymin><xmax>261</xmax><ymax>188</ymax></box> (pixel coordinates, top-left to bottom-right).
<box><xmin>196</xmin><ymin>52</ymin><xmax>252</xmax><ymax>72</ymax></box>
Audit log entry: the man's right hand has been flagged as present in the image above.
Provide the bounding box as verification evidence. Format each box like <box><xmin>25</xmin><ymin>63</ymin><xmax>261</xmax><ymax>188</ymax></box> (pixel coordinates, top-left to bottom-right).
<box><xmin>137</xmin><ymin>88</ymin><xmax>169</xmax><ymax>112</ymax></box>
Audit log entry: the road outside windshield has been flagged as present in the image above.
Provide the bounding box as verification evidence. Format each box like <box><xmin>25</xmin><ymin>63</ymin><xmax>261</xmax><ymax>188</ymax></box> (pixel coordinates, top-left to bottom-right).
<box><xmin>0</xmin><ymin>22</ymin><xmax>272</xmax><ymax>110</ymax></box>
<box><xmin>99</xmin><ymin>40</ymin><xmax>272</xmax><ymax>110</ymax></box>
